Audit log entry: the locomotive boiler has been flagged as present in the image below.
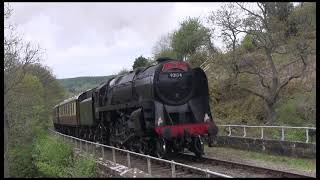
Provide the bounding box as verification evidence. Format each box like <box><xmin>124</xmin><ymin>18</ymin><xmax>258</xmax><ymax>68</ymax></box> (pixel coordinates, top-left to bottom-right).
<box><xmin>53</xmin><ymin>57</ymin><xmax>218</xmax><ymax>158</ymax></box>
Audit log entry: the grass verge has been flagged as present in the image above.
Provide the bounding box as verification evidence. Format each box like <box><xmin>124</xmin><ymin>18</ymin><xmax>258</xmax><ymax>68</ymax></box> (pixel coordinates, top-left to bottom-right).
<box><xmin>204</xmin><ymin>145</ymin><xmax>316</xmax><ymax>173</ymax></box>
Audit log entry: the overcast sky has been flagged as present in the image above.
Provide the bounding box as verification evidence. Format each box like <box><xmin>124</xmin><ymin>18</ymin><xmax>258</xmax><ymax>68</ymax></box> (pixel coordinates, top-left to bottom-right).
<box><xmin>8</xmin><ymin>2</ymin><xmax>232</xmax><ymax>79</ymax></box>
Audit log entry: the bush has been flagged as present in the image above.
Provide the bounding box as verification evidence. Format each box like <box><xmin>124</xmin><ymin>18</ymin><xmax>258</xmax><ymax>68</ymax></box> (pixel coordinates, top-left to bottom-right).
<box><xmin>9</xmin><ymin>144</ymin><xmax>38</xmax><ymax>177</ymax></box>
<box><xmin>276</xmin><ymin>90</ymin><xmax>315</xmax><ymax>126</ymax></box>
<box><xmin>32</xmin><ymin>133</ymin><xmax>96</xmax><ymax>177</ymax></box>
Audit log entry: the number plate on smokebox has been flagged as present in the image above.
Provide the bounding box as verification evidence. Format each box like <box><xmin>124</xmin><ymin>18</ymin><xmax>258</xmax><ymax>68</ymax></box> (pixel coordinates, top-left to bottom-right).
<box><xmin>168</xmin><ymin>72</ymin><xmax>183</xmax><ymax>78</ymax></box>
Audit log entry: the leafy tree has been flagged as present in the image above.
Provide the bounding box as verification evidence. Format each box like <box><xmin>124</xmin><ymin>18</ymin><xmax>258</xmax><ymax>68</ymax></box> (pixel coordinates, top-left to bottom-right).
<box><xmin>132</xmin><ymin>55</ymin><xmax>151</xmax><ymax>69</ymax></box>
<box><xmin>239</xmin><ymin>34</ymin><xmax>255</xmax><ymax>53</ymax></box>
<box><xmin>4</xmin><ymin>3</ymin><xmax>43</xmax><ymax>177</ymax></box>
<box><xmin>171</xmin><ymin>17</ymin><xmax>211</xmax><ymax>61</ymax></box>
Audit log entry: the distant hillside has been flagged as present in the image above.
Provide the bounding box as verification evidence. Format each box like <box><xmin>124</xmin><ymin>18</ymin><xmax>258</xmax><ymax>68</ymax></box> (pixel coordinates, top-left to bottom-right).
<box><xmin>58</xmin><ymin>75</ymin><xmax>115</xmax><ymax>96</ymax></box>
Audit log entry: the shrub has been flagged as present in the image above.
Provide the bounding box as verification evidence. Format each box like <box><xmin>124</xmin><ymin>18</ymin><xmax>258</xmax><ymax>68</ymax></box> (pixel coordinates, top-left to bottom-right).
<box><xmin>9</xmin><ymin>144</ymin><xmax>38</xmax><ymax>177</ymax></box>
<box><xmin>32</xmin><ymin>133</ymin><xmax>96</xmax><ymax>177</ymax></box>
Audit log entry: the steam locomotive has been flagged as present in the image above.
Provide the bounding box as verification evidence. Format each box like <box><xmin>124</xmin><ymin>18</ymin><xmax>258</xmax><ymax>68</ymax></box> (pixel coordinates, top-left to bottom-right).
<box><xmin>52</xmin><ymin>57</ymin><xmax>218</xmax><ymax>158</ymax></box>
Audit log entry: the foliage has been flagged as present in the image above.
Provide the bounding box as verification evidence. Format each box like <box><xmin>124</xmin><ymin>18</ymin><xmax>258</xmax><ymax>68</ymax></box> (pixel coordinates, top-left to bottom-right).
<box><xmin>155</xmin><ymin>48</ymin><xmax>180</xmax><ymax>60</ymax></box>
<box><xmin>32</xmin><ymin>133</ymin><xmax>96</xmax><ymax>177</ymax></box>
<box><xmin>4</xmin><ymin>5</ymin><xmax>69</xmax><ymax>176</ymax></box>
<box><xmin>132</xmin><ymin>55</ymin><xmax>152</xmax><ymax>69</ymax></box>
<box><xmin>276</xmin><ymin>90</ymin><xmax>316</xmax><ymax>126</ymax></box>
<box><xmin>9</xmin><ymin>144</ymin><xmax>38</xmax><ymax>177</ymax></box>
<box><xmin>239</xmin><ymin>34</ymin><xmax>255</xmax><ymax>53</ymax></box>
<box><xmin>58</xmin><ymin>75</ymin><xmax>114</xmax><ymax>96</ymax></box>
<box><xmin>71</xmin><ymin>156</ymin><xmax>97</xmax><ymax>177</ymax></box>
<box><xmin>152</xmin><ymin>33</ymin><xmax>179</xmax><ymax>60</ymax></box>
<box><xmin>187</xmin><ymin>51</ymin><xmax>210</xmax><ymax>68</ymax></box>
<box><xmin>265</xmin><ymin>2</ymin><xmax>294</xmax><ymax>22</ymax></box>
<box><xmin>171</xmin><ymin>17</ymin><xmax>211</xmax><ymax>60</ymax></box>
<box><xmin>117</xmin><ymin>68</ymin><xmax>130</xmax><ymax>75</ymax></box>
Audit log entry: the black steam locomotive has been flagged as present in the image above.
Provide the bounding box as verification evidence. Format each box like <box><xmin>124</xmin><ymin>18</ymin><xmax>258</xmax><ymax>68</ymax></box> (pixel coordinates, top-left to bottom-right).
<box><xmin>53</xmin><ymin>57</ymin><xmax>218</xmax><ymax>158</ymax></box>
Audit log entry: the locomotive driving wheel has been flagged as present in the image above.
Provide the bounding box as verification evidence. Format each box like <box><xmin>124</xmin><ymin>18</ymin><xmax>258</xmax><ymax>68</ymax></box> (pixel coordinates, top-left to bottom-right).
<box><xmin>155</xmin><ymin>138</ymin><xmax>167</xmax><ymax>158</ymax></box>
<box><xmin>193</xmin><ymin>135</ymin><xmax>204</xmax><ymax>158</ymax></box>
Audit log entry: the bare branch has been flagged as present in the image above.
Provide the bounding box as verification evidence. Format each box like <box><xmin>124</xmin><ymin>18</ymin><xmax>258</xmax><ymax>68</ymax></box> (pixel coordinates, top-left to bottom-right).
<box><xmin>238</xmin><ymin>68</ymin><xmax>270</xmax><ymax>90</ymax></box>
<box><xmin>241</xmin><ymin>87</ymin><xmax>268</xmax><ymax>102</ymax></box>
<box><xmin>274</xmin><ymin>55</ymin><xmax>308</xmax><ymax>101</ymax></box>
<box><xmin>236</xmin><ymin>2</ymin><xmax>264</xmax><ymax>23</ymax></box>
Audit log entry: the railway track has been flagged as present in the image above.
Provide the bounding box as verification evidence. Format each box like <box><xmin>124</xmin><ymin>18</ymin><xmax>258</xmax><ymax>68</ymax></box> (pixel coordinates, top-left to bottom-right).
<box><xmin>49</xmin><ymin>129</ymin><xmax>315</xmax><ymax>178</ymax></box>
<box><xmin>78</xmin><ymin>144</ymin><xmax>230</xmax><ymax>178</ymax></box>
<box><xmin>169</xmin><ymin>153</ymin><xmax>315</xmax><ymax>178</ymax></box>
<box><xmin>49</xmin><ymin>129</ymin><xmax>230</xmax><ymax>178</ymax></box>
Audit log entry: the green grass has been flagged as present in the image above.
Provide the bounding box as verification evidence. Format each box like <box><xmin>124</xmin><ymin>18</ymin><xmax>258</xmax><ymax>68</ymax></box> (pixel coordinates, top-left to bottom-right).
<box><xmin>204</xmin><ymin>146</ymin><xmax>316</xmax><ymax>172</ymax></box>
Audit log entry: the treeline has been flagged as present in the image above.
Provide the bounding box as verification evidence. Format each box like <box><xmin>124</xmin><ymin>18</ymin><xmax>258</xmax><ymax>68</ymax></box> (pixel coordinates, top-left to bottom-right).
<box><xmin>4</xmin><ymin>4</ymin><xmax>96</xmax><ymax>177</ymax></box>
<box><xmin>58</xmin><ymin>75</ymin><xmax>115</xmax><ymax>96</ymax></box>
<box><xmin>131</xmin><ymin>2</ymin><xmax>316</xmax><ymax>126</ymax></box>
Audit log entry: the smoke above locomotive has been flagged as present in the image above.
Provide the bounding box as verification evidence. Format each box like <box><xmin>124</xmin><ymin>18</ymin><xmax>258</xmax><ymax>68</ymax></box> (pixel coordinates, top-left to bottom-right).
<box><xmin>53</xmin><ymin>57</ymin><xmax>218</xmax><ymax>158</ymax></box>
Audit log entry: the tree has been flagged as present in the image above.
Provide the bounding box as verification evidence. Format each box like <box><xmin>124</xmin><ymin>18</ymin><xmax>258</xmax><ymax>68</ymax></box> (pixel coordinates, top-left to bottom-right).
<box><xmin>3</xmin><ymin>4</ymin><xmax>63</xmax><ymax>177</ymax></box>
<box><xmin>208</xmin><ymin>3</ymin><xmax>243</xmax><ymax>74</ymax></box>
<box><xmin>132</xmin><ymin>55</ymin><xmax>151</xmax><ymax>69</ymax></box>
<box><xmin>4</xmin><ymin>4</ymin><xmax>41</xmax><ymax>177</ymax></box>
<box><xmin>208</xmin><ymin>3</ymin><xmax>314</xmax><ymax>123</ymax></box>
<box><xmin>229</xmin><ymin>2</ymin><xmax>315</xmax><ymax>123</ymax></box>
<box><xmin>171</xmin><ymin>17</ymin><xmax>211</xmax><ymax>61</ymax></box>
<box><xmin>265</xmin><ymin>2</ymin><xmax>294</xmax><ymax>22</ymax></box>
<box><xmin>152</xmin><ymin>33</ymin><xmax>179</xmax><ymax>60</ymax></box>
<box><xmin>117</xmin><ymin>68</ymin><xmax>130</xmax><ymax>75</ymax></box>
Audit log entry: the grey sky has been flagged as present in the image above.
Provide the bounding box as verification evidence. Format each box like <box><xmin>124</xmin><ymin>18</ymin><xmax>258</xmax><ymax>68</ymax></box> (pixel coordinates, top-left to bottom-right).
<box><xmin>9</xmin><ymin>2</ymin><xmax>228</xmax><ymax>78</ymax></box>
